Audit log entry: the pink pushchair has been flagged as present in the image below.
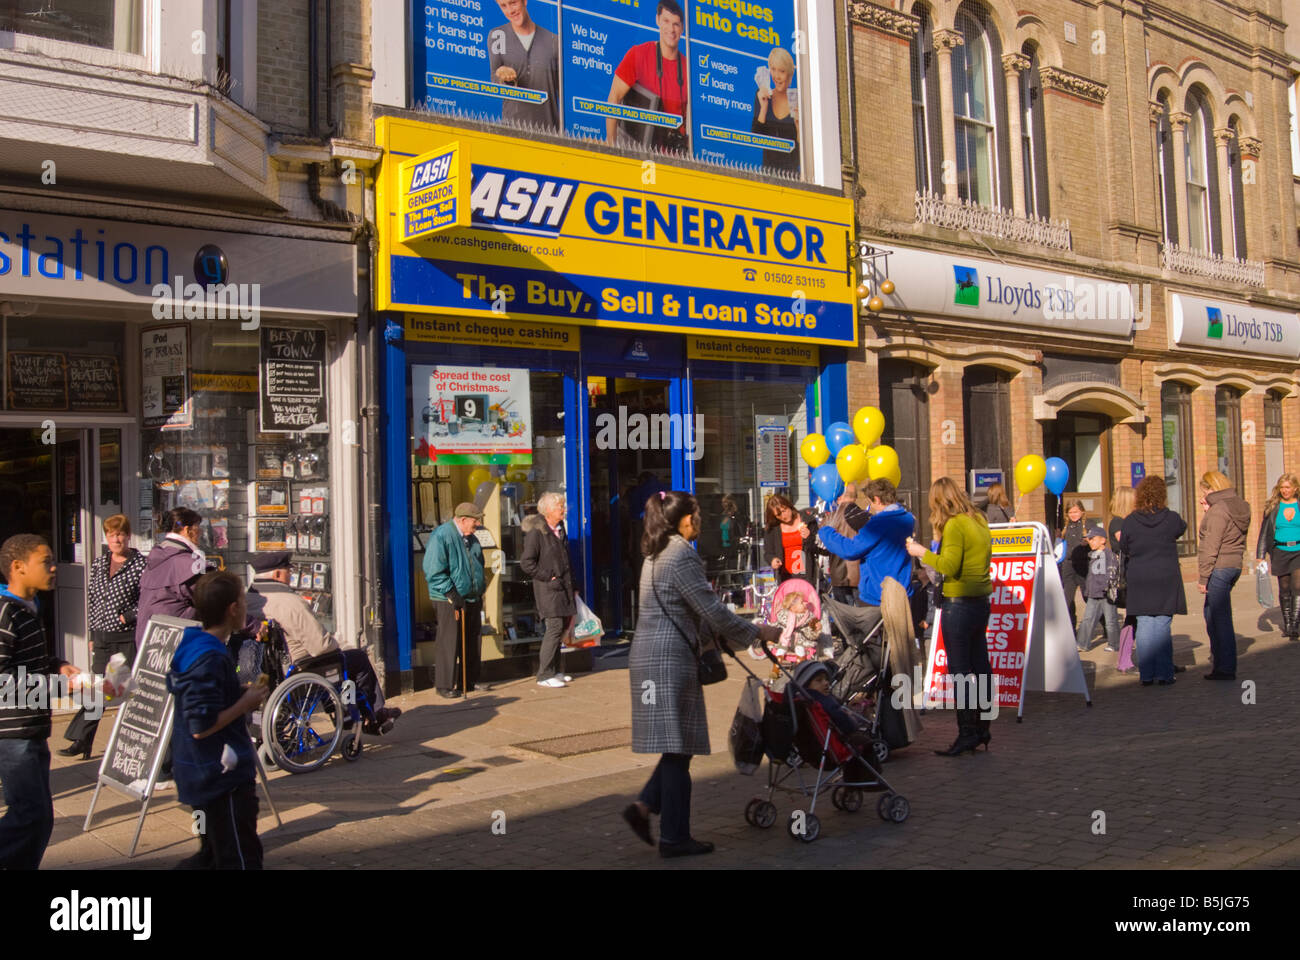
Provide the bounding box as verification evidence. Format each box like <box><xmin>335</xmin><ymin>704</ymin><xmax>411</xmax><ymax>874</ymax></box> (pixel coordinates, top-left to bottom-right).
<box><xmin>759</xmin><ymin>579</ymin><xmax>829</xmax><ymax>666</ymax></box>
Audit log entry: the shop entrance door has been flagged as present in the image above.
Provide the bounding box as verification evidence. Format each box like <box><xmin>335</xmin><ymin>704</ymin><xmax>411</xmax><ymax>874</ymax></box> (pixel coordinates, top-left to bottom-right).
<box><xmin>0</xmin><ymin>427</ymin><xmax>123</xmax><ymax>669</ymax></box>
<box><xmin>1044</xmin><ymin>413</ymin><xmax>1112</xmax><ymax>525</ymax></box>
<box><xmin>586</xmin><ymin>375</ymin><xmax>673</xmax><ymax>638</ymax></box>
<box><xmin>879</xmin><ymin>359</ymin><xmax>932</xmax><ymax>540</ymax></box>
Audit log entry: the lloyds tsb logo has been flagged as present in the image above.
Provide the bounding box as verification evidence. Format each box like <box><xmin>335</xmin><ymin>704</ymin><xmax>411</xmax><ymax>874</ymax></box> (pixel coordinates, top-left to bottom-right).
<box><xmin>592</xmin><ymin>406</ymin><xmax>703</xmax><ymax>461</ymax></box>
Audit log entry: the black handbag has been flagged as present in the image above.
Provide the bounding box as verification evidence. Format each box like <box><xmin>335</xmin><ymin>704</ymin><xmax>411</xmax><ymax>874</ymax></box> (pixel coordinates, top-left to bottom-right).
<box><xmin>650</xmin><ymin>557</ymin><xmax>729</xmax><ymax>685</ymax></box>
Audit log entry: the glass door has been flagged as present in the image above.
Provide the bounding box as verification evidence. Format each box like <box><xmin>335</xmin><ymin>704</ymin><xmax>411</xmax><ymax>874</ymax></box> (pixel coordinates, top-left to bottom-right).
<box><xmin>55</xmin><ymin>431</ymin><xmax>90</xmax><ymax>669</ymax></box>
<box><xmin>587</xmin><ymin>374</ymin><xmax>672</xmax><ymax>638</ymax></box>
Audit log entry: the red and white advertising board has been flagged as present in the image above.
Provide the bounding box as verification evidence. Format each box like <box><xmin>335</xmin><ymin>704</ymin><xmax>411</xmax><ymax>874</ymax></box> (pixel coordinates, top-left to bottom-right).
<box><xmin>923</xmin><ymin>521</ymin><xmax>1090</xmax><ymax>719</ymax></box>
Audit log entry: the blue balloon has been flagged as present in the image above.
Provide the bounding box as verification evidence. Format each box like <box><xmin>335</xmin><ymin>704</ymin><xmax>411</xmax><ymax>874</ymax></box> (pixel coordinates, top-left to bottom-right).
<box><xmin>825</xmin><ymin>422</ymin><xmax>855</xmax><ymax>457</ymax></box>
<box><xmin>1044</xmin><ymin>457</ymin><xmax>1070</xmax><ymax>496</ymax></box>
<box><xmin>811</xmin><ymin>464</ymin><xmax>844</xmax><ymax>503</ymax></box>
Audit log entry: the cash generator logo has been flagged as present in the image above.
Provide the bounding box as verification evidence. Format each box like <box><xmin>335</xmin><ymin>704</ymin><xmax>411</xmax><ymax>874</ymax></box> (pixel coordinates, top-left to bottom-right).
<box><xmin>953</xmin><ymin>265</ymin><xmax>980</xmax><ymax>306</ymax></box>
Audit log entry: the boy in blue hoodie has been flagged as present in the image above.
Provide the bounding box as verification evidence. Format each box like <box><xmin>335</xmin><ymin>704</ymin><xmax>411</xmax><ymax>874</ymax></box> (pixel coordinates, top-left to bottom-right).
<box><xmin>167</xmin><ymin>571</ymin><xmax>268</xmax><ymax>869</ymax></box>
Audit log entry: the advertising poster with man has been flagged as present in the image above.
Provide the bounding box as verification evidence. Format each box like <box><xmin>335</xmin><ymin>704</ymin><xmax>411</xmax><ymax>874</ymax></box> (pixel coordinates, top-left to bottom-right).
<box><xmin>691</xmin><ymin>0</ymin><xmax>800</xmax><ymax>174</ymax></box>
<box><xmin>413</xmin><ymin>0</ymin><xmax>561</xmax><ymax>130</ymax></box>
<box><xmin>564</xmin><ymin>0</ymin><xmax>691</xmax><ymax>152</ymax></box>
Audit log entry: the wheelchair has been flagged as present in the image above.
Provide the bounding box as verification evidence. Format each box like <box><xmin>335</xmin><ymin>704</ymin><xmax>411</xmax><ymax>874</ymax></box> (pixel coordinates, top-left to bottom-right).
<box><xmin>231</xmin><ymin>621</ymin><xmax>379</xmax><ymax>774</ymax></box>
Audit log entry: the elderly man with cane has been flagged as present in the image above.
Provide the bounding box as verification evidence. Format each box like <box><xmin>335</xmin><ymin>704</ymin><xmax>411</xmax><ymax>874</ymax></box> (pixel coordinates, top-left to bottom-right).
<box><xmin>423</xmin><ymin>503</ymin><xmax>487</xmax><ymax>699</ymax></box>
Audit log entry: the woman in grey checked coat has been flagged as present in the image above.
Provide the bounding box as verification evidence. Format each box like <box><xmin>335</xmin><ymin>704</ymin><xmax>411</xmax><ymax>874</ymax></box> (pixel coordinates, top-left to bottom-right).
<box><xmin>622</xmin><ymin>491</ymin><xmax>782</xmax><ymax>858</ymax></box>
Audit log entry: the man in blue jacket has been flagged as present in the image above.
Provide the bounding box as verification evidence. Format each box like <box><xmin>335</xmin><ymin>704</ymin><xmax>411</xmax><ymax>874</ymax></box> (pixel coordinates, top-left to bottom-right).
<box><xmin>818</xmin><ymin>478</ymin><xmax>916</xmax><ymax>641</ymax></box>
<box><xmin>423</xmin><ymin>503</ymin><xmax>488</xmax><ymax>698</ymax></box>
<box><xmin>167</xmin><ymin>571</ymin><xmax>268</xmax><ymax>869</ymax></box>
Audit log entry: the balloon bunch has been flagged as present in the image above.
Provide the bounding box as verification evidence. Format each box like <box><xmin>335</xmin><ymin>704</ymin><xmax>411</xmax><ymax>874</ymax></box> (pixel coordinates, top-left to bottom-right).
<box><xmin>1013</xmin><ymin>453</ymin><xmax>1071</xmax><ymax>522</ymax></box>
<box><xmin>800</xmin><ymin>406</ymin><xmax>900</xmax><ymax>503</ymax></box>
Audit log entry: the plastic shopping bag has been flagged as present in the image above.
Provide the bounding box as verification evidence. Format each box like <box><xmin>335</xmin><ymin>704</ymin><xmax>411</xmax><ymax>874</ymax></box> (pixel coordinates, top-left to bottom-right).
<box><xmin>729</xmin><ymin>677</ymin><xmax>765</xmax><ymax>774</ymax></box>
<box><xmin>1256</xmin><ymin>562</ymin><xmax>1275</xmax><ymax>608</ymax></box>
<box><xmin>570</xmin><ymin>595</ymin><xmax>603</xmax><ymax>648</ymax></box>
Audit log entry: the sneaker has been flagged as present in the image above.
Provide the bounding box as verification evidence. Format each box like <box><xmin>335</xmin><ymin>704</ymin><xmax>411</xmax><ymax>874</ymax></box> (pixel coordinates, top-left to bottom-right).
<box><xmin>559</xmin><ymin>674</ymin><xmax>574</xmax><ymax>682</ymax></box>
<box><xmin>1104</xmin><ymin>644</ymin><xmax>1118</xmax><ymax>653</ymax></box>
<box><xmin>537</xmin><ymin>677</ymin><xmax>567</xmax><ymax>688</ymax></box>
<box><xmin>154</xmin><ymin>780</ymin><xmax>175</xmax><ymax>792</ymax></box>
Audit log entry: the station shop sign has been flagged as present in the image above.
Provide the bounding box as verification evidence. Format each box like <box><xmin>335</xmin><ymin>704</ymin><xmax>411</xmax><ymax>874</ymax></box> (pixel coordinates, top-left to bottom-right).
<box><xmin>376</xmin><ymin>118</ymin><xmax>857</xmax><ymax>346</ymax></box>
<box><xmin>867</xmin><ymin>244</ymin><xmax>1136</xmax><ymax>339</ymax></box>
<box><xmin>1169</xmin><ymin>292</ymin><xmax>1300</xmax><ymax>361</ymax></box>
<box><xmin>0</xmin><ymin>210</ymin><xmax>358</xmax><ymax>318</ymax></box>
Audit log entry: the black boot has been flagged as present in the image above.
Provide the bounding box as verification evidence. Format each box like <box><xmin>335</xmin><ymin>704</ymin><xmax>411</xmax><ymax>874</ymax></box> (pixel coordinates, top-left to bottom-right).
<box><xmin>934</xmin><ymin>710</ymin><xmax>981</xmax><ymax>756</ymax></box>
<box><xmin>59</xmin><ymin>736</ymin><xmax>93</xmax><ymax>760</ymax></box>
<box><xmin>1278</xmin><ymin>579</ymin><xmax>1294</xmax><ymax>638</ymax></box>
<box><xmin>975</xmin><ymin>713</ymin><xmax>991</xmax><ymax>750</ymax></box>
<box><xmin>1288</xmin><ymin>584</ymin><xmax>1300</xmax><ymax>641</ymax></box>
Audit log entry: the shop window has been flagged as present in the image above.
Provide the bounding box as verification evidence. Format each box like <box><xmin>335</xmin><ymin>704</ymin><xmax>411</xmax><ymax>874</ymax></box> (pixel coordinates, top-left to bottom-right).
<box><xmin>1265</xmin><ymin>390</ymin><xmax>1285</xmax><ymax>489</ymax></box>
<box><xmin>0</xmin><ymin>0</ymin><xmax>142</xmax><ymax>53</ymax></box>
<box><xmin>1185</xmin><ymin>88</ymin><xmax>1221</xmax><ymax>256</ymax></box>
<box><xmin>909</xmin><ymin>3</ymin><xmax>942</xmax><ymax>195</ymax></box>
<box><xmin>962</xmin><ymin>366</ymin><xmax>1012</xmax><ymax>490</ymax></box>
<box><xmin>412</xmin><ymin>363</ymin><xmax>568</xmax><ymax>651</ymax></box>
<box><xmin>2</xmin><ymin>317</ymin><xmax>126</xmax><ymax>413</ymax></box>
<box><xmin>1161</xmin><ymin>381</ymin><xmax>1196</xmax><ymax>555</ymax></box>
<box><xmin>140</xmin><ymin>324</ymin><xmax>336</xmax><ymax>632</ymax></box>
<box><xmin>1020</xmin><ymin>44</ymin><xmax>1049</xmax><ymax>218</ymax></box>
<box><xmin>952</xmin><ymin>3</ymin><xmax>1008</xmax><ymax>208</ymax></box>
<box><xmin>691</xmin><ymin>377</ymin><xmax>809</xmax><ymax>598</ymax></box>
<box><xmin>1215</xmin><ymin>385</ymin><xmax>1243</xmax><ymax>487</ymax></box>
<box><xmin>879</xmin><ymin>359</ymin><xmax>931</xmax><ymax>539</ymax></box>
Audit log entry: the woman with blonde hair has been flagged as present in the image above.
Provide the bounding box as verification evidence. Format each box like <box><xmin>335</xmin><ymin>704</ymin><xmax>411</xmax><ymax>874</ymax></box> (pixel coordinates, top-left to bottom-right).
<box><xmin>906</xmin><ymin>478</ymin><xmax>993</xmax><ymax>755</ymax></box>
<box><xmin>752</xmin><ymin>45</ymin><xmax>799</xmax><ymax>175</ymax></box>
<box><xmin>1197</xmin><ymin>471</ymin><xmax>1250</xmax><ymax>679</ymax></box>
<box><xmin>1256</xmin><ymin>471</ymin><xmax>1300</xmax><ymax>642</ymax></box>
<box><xmin>983</xmin><ymin>482</ymin><xmax>1014</xmax><ymax>524</ymax></box>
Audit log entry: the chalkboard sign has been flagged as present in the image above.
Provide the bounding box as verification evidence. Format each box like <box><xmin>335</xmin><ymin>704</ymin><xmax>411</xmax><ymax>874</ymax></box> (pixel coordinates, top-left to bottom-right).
<box><xmin>7</xmin><ymin>350</ymin><xmax>68</xmax><ymax>410</ymax></box>
<box><xmin>260</xmin><ymin>326</ymin><xmax>327</xmax><ymax>433</ymax></box>
<box><xmin>97</xmin><ymin>615</ymin><xmax>195</xmax><ymax>799</ymax></box>
<box><xmin>68</xmin><ymin>354</ymin><xmax>123</xmax><ymax>411</ymax></box>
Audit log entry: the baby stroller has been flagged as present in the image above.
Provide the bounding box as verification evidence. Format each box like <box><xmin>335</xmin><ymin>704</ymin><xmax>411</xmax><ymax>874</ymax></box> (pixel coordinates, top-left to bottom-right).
<box><xmin>732</xmin><ymin>639</ymin><xmax>911</xmax><ymax>843</ymax></box>
<box><xmin>230</xmin><ymin>622</ymin><xmax>377</xmax><ymax>774</ymax></box>
<box><xmin>762</xmin><ymin>578</ymin><xmax>832</xmax><ymax>666</ymax></box>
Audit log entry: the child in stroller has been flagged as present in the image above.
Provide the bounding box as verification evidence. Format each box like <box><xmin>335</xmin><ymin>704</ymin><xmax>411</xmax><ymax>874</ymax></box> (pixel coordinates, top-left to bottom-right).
<box><xmin>748</xmin><ymin>578</ymin><xmax>828</xmax><ymax>669</ymax></box>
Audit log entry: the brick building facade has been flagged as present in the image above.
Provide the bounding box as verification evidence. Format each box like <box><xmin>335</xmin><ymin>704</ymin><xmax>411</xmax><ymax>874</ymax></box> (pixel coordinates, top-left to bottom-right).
<box><xmin>844</xmin><ymin>0</ymin><xmax>1300</xmax><ymax>571</ymax></box>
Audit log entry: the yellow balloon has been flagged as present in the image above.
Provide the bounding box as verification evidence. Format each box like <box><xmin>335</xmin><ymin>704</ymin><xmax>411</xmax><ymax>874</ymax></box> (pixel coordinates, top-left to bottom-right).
<box><xmin>866</xmin><ymin>444</ymin><xmax>900</xmax><ymax>484</ymax></box>
<box><xmin>1015</xmin><ymin>455</ymin><xmax>1046</xmax><ymax>495</ymax></box>
<box><xmin>836</xmin><ymin>444</ymin><xmax>870</xmax><ymax>483</ymax></box>
<box><xmin>853</xmin><ymin>406</ymin><xmax>886</xmax><ymax>448</ymax></box>
<box><xmin>800</xmin><ymin>433</ymin><xmax>831</xmax><ymax>468</ymax></box>
<box><xmin>467</xmin><ymin>467</ymin><xmax>492</xmax><ymax>492</ymax></box>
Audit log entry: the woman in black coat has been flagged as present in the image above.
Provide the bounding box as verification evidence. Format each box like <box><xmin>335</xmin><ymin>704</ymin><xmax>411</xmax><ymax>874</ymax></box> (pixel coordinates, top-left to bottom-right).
<box><xmin>520</xmin><ymin>492</ymin><xmax>577</xmax><ymax>688</ymax></box>
<box><xmin>763</xmin><ymin>494</ymin><xmax>817</xmax><ymax>585</ymax></box>
<box><xmin>1119</xmin><ymin>477</ymin><xmax>1187</xmax><ymax>686</ymax></box>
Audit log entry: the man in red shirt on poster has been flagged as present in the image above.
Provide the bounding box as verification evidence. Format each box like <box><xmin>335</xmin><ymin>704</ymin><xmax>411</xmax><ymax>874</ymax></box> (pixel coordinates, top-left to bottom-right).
<box><xmin>605</xmin><ymin>0</ymin><xmax>689</xmax><ymax>152</ymax></box>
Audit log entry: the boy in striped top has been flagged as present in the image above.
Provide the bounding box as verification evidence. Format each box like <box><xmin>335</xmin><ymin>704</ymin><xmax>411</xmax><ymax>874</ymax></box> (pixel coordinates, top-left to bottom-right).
<box><xmin>0</xmin><ymin>534</ymin><xmax>79</xmax><ymax>869</ymax></box>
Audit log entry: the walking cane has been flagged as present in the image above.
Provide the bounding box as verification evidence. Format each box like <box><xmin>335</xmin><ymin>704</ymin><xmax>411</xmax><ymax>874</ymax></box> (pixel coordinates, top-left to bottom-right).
<box><xmin>460</xmin><ymin>606</ymin><xmax>468</xmax><ymax>698</ymax></box>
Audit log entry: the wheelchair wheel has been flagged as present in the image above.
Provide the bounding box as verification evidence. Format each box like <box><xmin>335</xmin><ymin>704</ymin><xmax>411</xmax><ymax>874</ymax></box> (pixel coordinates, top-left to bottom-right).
<box><xmin>262</xmin><ymin>672</ymin><xmax>345</xmax><ymax>774</ymax></box>
<box><xmin>340</xmin><ymin>733</ymin><xmax>363</xmax><ymax>761</ymax></box>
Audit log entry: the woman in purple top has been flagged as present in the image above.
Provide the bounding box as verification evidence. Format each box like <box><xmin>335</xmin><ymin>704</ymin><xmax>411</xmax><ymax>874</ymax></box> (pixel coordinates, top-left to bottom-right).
<box><xmin>135</xmin><ymin>507</ymin><xmax>205</xmax><ymax>645</ymax></box>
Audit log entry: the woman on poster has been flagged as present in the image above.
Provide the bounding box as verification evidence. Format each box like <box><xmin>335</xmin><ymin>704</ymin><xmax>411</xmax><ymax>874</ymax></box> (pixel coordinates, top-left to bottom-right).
<box><xmin>751</xmin><ymin>46</ymin><xmax>799</xmax><ymax>175</ymax></box>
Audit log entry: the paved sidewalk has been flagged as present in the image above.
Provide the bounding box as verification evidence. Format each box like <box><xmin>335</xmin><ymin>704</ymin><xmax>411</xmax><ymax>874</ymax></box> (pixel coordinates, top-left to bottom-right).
<box><xmin>30</xmin><ymin>577</ymin><xmax>1300</xmax><ymax>869</ymax></box>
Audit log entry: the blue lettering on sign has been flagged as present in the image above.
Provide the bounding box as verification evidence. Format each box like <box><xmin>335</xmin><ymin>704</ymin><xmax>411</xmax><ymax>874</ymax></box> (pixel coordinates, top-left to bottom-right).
<box><xmin>409</xmin><ymin>151</ymin><xmax>455</xmax><ymax>191</ymax></box>
<box><xmin>468</xmin><ymin>165</ymin><xmax>580</xmax><ymax>236</ymax></box>
<box><xmin>1218</xmin><ymin>309</ymin><xmax>1284</xmax><ymax>344</ymax></box>
<box><xmin>0</xmin><ymin>221</ymin><xmax>169</xmax><ymax>285</ymax></box>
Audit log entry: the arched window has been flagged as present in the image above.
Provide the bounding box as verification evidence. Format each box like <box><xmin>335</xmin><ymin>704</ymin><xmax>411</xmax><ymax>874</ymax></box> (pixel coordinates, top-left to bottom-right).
<box><xmin>952</xmin><ymin>4</ymin><xmax>1005</xmax><ymax>206</ymax></box>
<box><xmin>1156</xmin><ymin>94</ymin><xmax>1179</xmax><ymax>244</ymax></box>
<box><xmin>1227</xmin><ymin>117</ymin><xmax>1247</xmax><ymax>259</ymax></box>
<box><xmin>1185</xmin><ymin>89</ymin><xmax>1221</xmax><ymax>254</ymax></box>
<box><xmin>1020</xmin><ymin>43</ymin><xmax>1048</xmax><ymax>217</ymax></box>
<box><xmin>909</xmin><ymin>4</ymin><xmax>942</xmax><ymax>193</ymax></box>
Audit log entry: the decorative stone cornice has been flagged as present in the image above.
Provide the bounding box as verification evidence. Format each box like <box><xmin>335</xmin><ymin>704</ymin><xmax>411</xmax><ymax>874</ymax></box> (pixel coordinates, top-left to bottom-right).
<box><xmin>1149</xmin><ymin>99</ymin><xmax>1166</xmax><ymax>124</ymax></box>
<box><xmin>932</xmin><ymin>28</ymin><xmax>965</xmax><ymax>53</ymax></box>
<box><xmin>1038</xmin><ymin>66</ymin><xmax>1108</xmax><ymax>104</ymax></box>
<box><xmin>1001</xmin><ymin>53</ymin><xmax>1032</xmax><ymax>75</ymax></box>
<box><xmin>1168</xmin><ymin>111</ymin><xmax>1190</xmax><ymax>133</ymax></box>
<box><xmin>847</xmin><ymin>1</ymin><xmax>920</xmax><ymax>40</ymax></box>
<box><xmin>1240</xmin><ymin>136</ymin><xmax>1262</xmax><ymax>158</ymax></box>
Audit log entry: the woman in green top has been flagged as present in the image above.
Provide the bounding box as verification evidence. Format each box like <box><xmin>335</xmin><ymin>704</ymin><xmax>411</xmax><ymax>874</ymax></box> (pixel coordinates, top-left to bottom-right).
<box><xmin>907</xmin><ymin>477</ymin><xmax>993</xmax><ymax>756</ymax></box>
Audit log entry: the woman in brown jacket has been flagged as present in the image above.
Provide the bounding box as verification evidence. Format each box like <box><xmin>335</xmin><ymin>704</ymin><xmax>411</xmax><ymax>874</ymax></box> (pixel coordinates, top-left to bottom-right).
<box><xmin>1197</xmin><ymin>471</ymin><xmax>1250</xmax><ymax>680</ymax></box>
